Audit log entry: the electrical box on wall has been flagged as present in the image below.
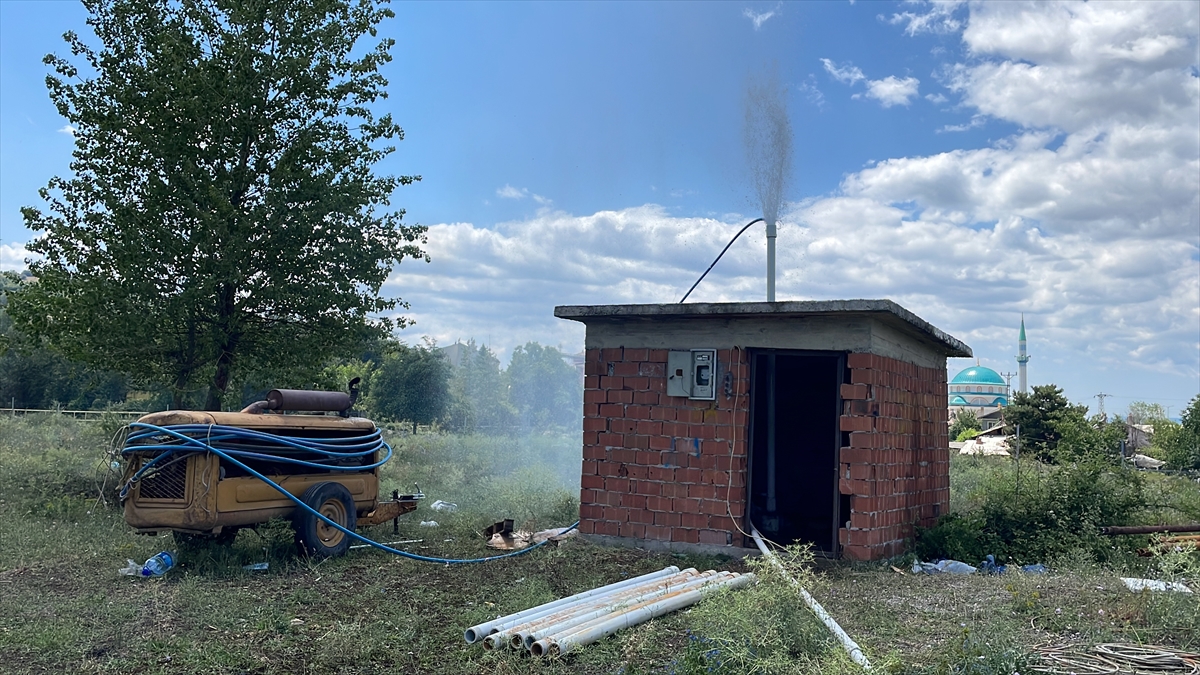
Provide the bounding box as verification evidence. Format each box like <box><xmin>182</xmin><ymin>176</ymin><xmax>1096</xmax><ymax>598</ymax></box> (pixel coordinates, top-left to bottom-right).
<box><xmin>666</xmin><ymin>349</ymin><xmax>717</xmax><ymax>400</ymax></box>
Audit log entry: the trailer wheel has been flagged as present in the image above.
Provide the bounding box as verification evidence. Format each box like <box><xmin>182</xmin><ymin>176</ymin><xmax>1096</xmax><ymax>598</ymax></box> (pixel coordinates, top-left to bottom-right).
<box><xmin>294</xmin><ymin>482</ymin><xmax>357</xmax><ymax>558</ymax></box>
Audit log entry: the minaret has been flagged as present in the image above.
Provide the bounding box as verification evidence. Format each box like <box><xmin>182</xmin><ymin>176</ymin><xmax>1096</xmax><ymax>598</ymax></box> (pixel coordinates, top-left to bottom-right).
<box><xmin>1016</xmin><ymin>315</ymin><xmax>1031</xmax><ymax>394</ymax></box>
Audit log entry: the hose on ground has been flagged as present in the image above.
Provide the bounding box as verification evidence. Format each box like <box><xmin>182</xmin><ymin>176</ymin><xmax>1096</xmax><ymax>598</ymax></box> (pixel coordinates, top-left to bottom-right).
<box><xmin>121</xmin><ymin>422</ymin><xmax>578</xmax><ymax>565</ymax></box>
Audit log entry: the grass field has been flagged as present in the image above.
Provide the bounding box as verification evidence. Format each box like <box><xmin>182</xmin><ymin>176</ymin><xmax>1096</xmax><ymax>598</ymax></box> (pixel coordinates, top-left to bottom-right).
<box><xmin>1</xmin><ymin>415</ymin><xmax>1197</xmax><ymax>674</ymax></box>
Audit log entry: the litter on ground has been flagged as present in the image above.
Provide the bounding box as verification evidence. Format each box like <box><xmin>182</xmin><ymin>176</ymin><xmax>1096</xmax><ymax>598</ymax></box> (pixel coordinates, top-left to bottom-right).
<box><xmin>1121</xmin><ymin>577</ymin><xmax>1193</xmax><ymax>594</ymax></box>
<box><xmin>911</xmin><ymin>559</ymin><xmax>977</xmax><ymax>575</ymax></box>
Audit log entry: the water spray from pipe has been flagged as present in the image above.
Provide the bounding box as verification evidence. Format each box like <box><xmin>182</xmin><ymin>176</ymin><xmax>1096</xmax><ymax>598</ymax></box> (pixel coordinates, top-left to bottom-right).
<box><xmin>744</xmin><ymin>66</ymin><xmax>793</xmax><ymax>302</ymax></box>
<box><xmin>677</xmin><ymin>66</ymin><xmax>793</xmax><ymax>304</ymax></box>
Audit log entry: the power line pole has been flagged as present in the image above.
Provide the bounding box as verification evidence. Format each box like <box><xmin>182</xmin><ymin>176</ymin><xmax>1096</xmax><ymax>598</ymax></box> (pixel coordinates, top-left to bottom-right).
<box><xmin>999</xmin><ymin>371</ymin><xmax>1017</xmax><ymax>390</ymax></box>
<box><xmin>1095</xmin><ymin>392</ymin><xmax>1111</xmax><ymax>419</ymax></box>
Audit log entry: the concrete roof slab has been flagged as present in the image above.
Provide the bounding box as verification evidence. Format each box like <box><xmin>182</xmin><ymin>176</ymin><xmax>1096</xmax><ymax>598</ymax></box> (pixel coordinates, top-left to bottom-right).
<box><xmin>554</xmin><ymin>299</ymin><xmax>972</xmax><ymax>358</ymax></box>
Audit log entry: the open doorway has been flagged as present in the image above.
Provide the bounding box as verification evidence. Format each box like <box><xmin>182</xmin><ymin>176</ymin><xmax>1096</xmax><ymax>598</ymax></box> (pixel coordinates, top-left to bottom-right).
<box><xmin>747</xmin><ymin>350</ymin><xmax>844</xmax><ymax>554</ymax></box>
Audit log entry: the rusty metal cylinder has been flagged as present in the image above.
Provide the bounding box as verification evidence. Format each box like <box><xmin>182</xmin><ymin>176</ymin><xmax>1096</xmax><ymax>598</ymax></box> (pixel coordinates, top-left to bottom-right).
<box><xmin>266</xmin><ymin>389</ymin><xmax>352</xmax><ymax>413</ymax></box>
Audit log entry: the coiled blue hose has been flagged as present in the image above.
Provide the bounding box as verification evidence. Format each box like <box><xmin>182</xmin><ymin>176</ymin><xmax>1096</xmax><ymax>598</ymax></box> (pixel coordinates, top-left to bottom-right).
<box><xmin>121</xmin><ymin>422</ymin><xmax>578</xmax><ymax>564</ymax></box>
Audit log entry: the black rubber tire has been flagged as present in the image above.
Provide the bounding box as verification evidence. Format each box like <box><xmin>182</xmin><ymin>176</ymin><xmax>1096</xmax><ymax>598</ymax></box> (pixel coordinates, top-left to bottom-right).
<box><xmin>293</xmin><ymin>482</ymin><xmax>357</xmax><ymax>559</ymax></box>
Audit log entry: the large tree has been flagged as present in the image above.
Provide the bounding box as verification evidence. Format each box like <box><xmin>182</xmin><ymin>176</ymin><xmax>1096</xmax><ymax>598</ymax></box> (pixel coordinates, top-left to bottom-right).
<box><xmin>1004</xmin><ymin>384</ymin><xmax>1076</xmax><ymax>462</ymax></box>
<box><xmin>369</xmin><ymin>343</ymin><xmax>449</xmax><ymax>433</ymax></box>
<box><xmin>507</xmin><ymin>342</ymin><xmax>583</xmax><ymax>431</ymax></box>
<box><xmin>7</xmin><ymin>0</ymin><xmax>425</xmax><ymax>410</ymax></box>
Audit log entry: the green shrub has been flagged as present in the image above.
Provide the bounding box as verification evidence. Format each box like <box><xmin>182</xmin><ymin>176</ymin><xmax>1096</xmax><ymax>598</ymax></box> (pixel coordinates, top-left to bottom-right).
<box><xmin>949</xmin><ymin>410</ymin><xmax>980</xmax><ymax>443</ymax></box>
<box><xmin>916</xmin><ymin>459</ymin><xmax>1145</xmax><ymax>564</ymax></box>
<box><xmin>1159</xmin><ymin>396</ymin><xmax>1200</xmax><ymax>471</ymax></box>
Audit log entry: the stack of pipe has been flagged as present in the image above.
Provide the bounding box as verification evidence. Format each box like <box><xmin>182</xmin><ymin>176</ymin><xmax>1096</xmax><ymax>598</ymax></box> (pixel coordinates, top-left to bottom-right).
<box><xmin>464</xmin><ymin>566</ymin><xmax>755</xmax><ymax>657</ymax></box>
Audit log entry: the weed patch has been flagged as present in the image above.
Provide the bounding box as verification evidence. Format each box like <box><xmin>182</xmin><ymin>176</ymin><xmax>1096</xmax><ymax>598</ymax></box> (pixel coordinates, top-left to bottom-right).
<box><xmin>917</xmin><ymin>457</ymin><xmax>1153</xmax><ymax>564</ymax></box>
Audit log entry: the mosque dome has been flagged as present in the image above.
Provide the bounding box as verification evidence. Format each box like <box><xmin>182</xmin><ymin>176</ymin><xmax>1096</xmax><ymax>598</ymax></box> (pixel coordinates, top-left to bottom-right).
<box><xmin>950</xmin><ymin>366</ymin><xmax>1005</xmax><ymax>385</ymax></box>
<box><xmin>948</xmin><ymin>366</ymin><xmax>1008</xmax><ymax>407</ymax></box>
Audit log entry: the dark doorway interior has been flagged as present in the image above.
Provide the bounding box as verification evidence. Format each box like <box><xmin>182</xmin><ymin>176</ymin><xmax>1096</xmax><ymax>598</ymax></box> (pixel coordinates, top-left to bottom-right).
<box><xmin>748</xmin><ymin>351</ymin><xmax>843</xmax><ymax>553</ymax></box>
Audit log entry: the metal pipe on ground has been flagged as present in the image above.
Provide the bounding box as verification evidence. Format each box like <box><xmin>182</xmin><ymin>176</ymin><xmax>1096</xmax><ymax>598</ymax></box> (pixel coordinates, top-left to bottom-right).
<box><xmin>490</xmin><ymin>570</ymin><xmax>704</xmax><ymax>651</ymax></box>
<box><xmin>1101</xmin><ymin>524</ymin><xmax>1200</xmax><ymax>535</ymax></box>
<box><xmin>466</xmin><ymin>566</ymin><xmax>682</xmax><ymax>645</ymax></box>
<box><xmin>750</xmin><ymin>528</ymin><xmax>871</xmax><ymax>670</ymax></box>
<box><xmin>532</xmin><ymin>573</ymin><xmax>756</xmax><ymax>657</ymax></box>
<box><xmin>516</xmin><ymin>572</ymin><xmax>726</xmax><ymax>650</ymax></box>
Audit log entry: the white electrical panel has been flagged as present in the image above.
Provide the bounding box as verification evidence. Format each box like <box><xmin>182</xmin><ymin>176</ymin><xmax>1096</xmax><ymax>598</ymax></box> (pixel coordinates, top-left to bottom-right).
<box><xmin>666</xmin><ymin>349</ymin><xmax>717</xmax><ymax>400</ymax></box>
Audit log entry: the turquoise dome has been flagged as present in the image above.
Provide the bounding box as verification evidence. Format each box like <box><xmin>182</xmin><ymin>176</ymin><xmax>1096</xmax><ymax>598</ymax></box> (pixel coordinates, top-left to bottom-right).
<box><xmin>949</xmin><ymin>365</ymin><xmax>1008</xmax><ymax>407</ymax></box>
<box><xmin>950</xmin><ymin>366</ymin><xmax>1005</xmax><ymax>385</ymax></box>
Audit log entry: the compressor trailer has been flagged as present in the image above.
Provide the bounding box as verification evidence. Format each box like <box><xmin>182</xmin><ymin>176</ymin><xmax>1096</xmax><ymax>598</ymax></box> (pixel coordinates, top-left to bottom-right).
<box><xmin>120</xmin><ymin>386</ymin><xmax>421</xmax><ymax>558</ymax></box>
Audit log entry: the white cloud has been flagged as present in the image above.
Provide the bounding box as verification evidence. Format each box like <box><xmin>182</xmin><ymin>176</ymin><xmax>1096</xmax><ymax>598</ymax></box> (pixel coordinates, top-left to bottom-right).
<box><xmin>797</xmin><ymin>75</ymin><xmax>827</xmax><ymax>108</ymax></box>
<box><xmin>862</xmin><ymin>75</ymin><xmax>921</xmax><ymax>107</ymax></box>
<box><xmin>57</xmin><ymin>124</ymin><xmax>76</xmax><ymax>136</ymax></box>
<box><xmin>496</xmin><ymin>184</ymin><xmax>527</xmax><ymax>199</ymax></box>
<box><xmin>497</xmin><ymin>184</ymin><xmax>552</xmax><ymax>205</ymax></box>
<box><xmin>743</xmin><ymin>4</ymin><xmax>780</xmax><ymax>31</ymax></box>
<box><xmin>952</xmin><ymin>1</ymin><xmax>1199</xmax><ymax>132</ymax></box>
<box><xmin>386</xmin><ymin>183</ymin><xmax>1196</xmax><ymax>384</ymax></box>
<box><xmin>937</xmin><ymin>116</ymin><xmax>984</xmax><ymax>132</ymax></box>
<box><xmin>0</xmin><ymin>243</ymin><xmax>32</xmax><ymax>271</ymax></box>
<box><xmin>823</xmin><ymin>59</ymin><xmax>921</xmax><ymax>108</ymax></box>
<box><xmin>925</xmin><ymin>92</ymin><xmax>948</xmax><ymax>104</ymax></box>
<box><xmin>821</xmin><ymin>58</ymin><xmax>865</xmax><ymax>85</ymax></box>
<box><xmin>887</xmin><ymin>0</ymin><xmax>966</xmax><ymax>35</ymax></box>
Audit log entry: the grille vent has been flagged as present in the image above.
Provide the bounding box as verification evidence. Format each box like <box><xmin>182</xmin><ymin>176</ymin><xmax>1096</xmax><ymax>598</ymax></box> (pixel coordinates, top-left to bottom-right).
<box><xmin>138</xmin><ymin>457</ymin><xmax>188</xmax><ymax>501</ymax></box>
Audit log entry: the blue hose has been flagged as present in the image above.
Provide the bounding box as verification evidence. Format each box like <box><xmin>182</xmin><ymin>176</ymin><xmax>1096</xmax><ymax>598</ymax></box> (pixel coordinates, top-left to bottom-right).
<box><xmin>121</xmin><ymin>422</ymin><xmax>578</xmax><ymax>564</ymax></box>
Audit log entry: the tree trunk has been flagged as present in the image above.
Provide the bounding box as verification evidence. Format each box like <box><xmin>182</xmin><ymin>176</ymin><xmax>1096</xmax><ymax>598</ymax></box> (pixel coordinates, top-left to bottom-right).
<box><xmin>205</xmin><ymin>348</ymin><xmax>235</xmax><ymax>411</ymax></box>
<box><xmin>204</xmin><ymin>283</ymin><xmax>240</xmax><ymax>411</ymax></box>
<box><xmin>412</xmin><ymin>421</ymin><xmax>418</xmax><ymax>435</ymax></box>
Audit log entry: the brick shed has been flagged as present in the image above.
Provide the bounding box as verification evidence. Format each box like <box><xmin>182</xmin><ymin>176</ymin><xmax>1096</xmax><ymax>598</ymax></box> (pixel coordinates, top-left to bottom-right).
<box><xmin>554</xmin><ymin>300</ymin><xmax>972</xmax><ymax>561</ymax></box>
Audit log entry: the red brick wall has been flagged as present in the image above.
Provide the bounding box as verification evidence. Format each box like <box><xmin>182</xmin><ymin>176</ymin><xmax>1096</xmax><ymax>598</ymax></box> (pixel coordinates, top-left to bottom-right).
<box><xmin>579</xmin><ymin>348</ymin><xmax>950</xmax><ymax>560</ymax></box>
<box><xmin>579</xmin><ymin>347</ymin><xmax>752</xmax><ymax>547</ymax></box>
<box><xmin>837</xmin><ymin>353</ymin><xmax>950</xmax><ymax>560</ymax></box>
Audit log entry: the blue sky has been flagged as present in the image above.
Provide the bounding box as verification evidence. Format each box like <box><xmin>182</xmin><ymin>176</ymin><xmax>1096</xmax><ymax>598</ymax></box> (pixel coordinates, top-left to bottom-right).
<box><xmin>2</xmin><ymin>1</ymin><xmax>1198</xmax><ymax>415</ymax></box>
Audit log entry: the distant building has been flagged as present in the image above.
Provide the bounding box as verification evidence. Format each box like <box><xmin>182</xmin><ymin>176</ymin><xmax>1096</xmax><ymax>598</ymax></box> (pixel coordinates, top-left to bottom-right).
<box><xmin>948</xmin><ymin>365</ymin><xmax>1008</xmax><ymax>431</ymax></box>
<box><xmin>563</xmin><ymin>351</ymin><xmax>586</xmax><ymax>382</ymax></box>
<box><xmin>949</xmin><ymin>365</ymin><xmax>1009</xmax><ymax>407</ymax></box>
<box><xmin>947</xmin><ymin>318</ymin><xmax>1031</xmax><ymax>432</ymax></box>
<box><xmin>439</xmin><ymin>341</ymin><xmax>468</xmax><ymax>367</ymax></box>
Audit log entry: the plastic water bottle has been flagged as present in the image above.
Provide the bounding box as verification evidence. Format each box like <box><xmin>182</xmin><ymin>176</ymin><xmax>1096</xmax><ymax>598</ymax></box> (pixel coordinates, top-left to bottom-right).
<box><xmin>140</xmin><ymin>551</ymin><xmax>175</xmax><ymax>577</ymax></box>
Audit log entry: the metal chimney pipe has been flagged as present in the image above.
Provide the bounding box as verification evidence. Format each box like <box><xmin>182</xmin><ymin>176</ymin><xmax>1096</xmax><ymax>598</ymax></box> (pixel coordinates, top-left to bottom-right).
<box><xmin>766</xmin><ymin>220</ymin><xmax>777</xmax><ymax>302</ymax></box>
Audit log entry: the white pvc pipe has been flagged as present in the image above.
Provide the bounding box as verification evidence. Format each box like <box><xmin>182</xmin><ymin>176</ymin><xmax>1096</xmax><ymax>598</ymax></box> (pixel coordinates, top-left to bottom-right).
<box><xmin>535</xmin><ymin>573</ymin><xmax>755</xmax><ymax>656</ymax></box>
<box><xmin>537</xmin><ymin>572</ymin><xmax>737</xmax><ymax>648</ymax></box>
<box><xmin>497</xmin><ymin>570</ymin><xmax>704</xmax><ymax>650</ymax></box>
<box><xmin>518</xmin><ymin>572</ymin><xmax>726</xmax><ymax>650</ymax></box>
<box><xmin>482</xmin><ymin>569</ymin><xmax>699</xmax><ymax>650</ymax></box>
<box><xmin>464</xmin><ymin>565</ymin><xmax>680</xmax><ymax>643</ymax></box>
<box><xmin>766</xmin><ymin>220</ymin><xmax>777</xmax><ymax>302</ymax></box>
<box><xmin>750</xmin><ymin>528</ymin><xmax>871</xmax><ymax>670</ymax></box>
